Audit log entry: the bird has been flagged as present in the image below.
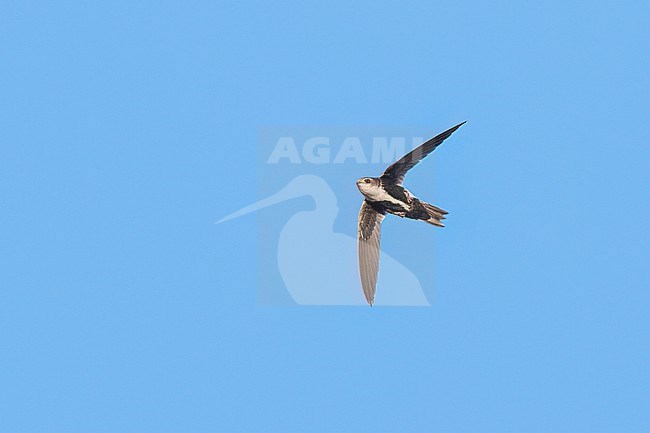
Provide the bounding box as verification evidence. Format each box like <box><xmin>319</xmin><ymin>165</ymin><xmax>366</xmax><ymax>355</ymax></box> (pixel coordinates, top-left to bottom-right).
<box><xmin>356</xmin><ymin>121</ymin><xmax>466</xmax><ymax>305</ymax></box>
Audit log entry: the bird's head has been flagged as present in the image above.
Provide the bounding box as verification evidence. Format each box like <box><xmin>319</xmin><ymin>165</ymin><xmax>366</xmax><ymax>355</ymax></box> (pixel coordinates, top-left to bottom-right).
<box><xmin>356</xmin><ymin>177</ymin><xmax>380</xmax><ymax>196</ymax></box>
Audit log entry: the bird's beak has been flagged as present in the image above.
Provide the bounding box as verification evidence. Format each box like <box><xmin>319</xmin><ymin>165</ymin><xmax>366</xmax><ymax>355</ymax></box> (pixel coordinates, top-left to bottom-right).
<box><xmin>216</xmin><ymin>181</ymin><xmax>303</xmax><ymax>224</ymax></box>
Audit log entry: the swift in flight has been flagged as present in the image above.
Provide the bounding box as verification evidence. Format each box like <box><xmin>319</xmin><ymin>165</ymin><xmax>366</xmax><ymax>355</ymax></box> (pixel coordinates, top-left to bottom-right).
<box><xmin>356</xmin><ymin>121</ymin><xmax>465</xmax><ymax>305</ymax></box>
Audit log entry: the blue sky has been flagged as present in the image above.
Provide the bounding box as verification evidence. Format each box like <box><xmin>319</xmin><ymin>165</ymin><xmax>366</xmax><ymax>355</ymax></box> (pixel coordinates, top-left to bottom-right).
<box><xmin>1</xmin><ymin>1</ymin><xmax>648</xmax><ymax>432</ymax></box>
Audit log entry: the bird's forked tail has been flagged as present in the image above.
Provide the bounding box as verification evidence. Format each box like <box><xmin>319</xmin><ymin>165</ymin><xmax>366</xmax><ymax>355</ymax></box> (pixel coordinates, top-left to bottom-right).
<box><xmin>421</xmin><ymin>202</ymin><xmax>448</xmax><ymax>227</ymax></box>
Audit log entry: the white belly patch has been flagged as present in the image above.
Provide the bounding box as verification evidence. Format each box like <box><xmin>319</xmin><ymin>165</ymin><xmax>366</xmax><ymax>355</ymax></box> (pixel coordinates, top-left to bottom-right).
<box><xmin>364</xmin><ymin>188</ymin><xmax>410</xmax><ymax>210</ymax></box>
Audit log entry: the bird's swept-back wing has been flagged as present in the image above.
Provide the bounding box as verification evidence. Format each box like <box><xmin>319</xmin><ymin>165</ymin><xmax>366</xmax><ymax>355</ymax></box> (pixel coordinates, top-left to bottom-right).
<box><xmin>358</xmin><ymin>201</ymin><xmax>386</xmax><ymax>305</ymax></box>
<box><xmin>380</xmin><ymin>121</ymin><xmax>466</xmax><ymax>185</ymax></box>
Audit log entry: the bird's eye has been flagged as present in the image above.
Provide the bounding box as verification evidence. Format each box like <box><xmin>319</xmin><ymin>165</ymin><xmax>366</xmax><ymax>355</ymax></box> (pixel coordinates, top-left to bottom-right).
<box><xmin>364</xmin><ymin>179</ymin><xmax>371</xmax><ymax>183</ymax></box>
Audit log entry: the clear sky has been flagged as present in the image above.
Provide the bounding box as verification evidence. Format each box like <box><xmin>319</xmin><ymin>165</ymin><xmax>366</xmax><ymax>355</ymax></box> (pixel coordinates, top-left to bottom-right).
<box><xmin>1</xmin><ymin>1</ymin><xmax>648</xmax><ymax>432</ymax></box>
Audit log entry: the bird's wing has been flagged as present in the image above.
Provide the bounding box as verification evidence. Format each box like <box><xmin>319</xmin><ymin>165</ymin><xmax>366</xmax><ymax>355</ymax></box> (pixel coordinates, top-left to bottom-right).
<box><xmin>380</xmin><ymin>121</ymin><xmax>466</xmax><ymax>185</ymax></box>
<box><xmin>358</xmin><ymin>201</ymin><xmax>386</xmax><ymax>306</ymax></box>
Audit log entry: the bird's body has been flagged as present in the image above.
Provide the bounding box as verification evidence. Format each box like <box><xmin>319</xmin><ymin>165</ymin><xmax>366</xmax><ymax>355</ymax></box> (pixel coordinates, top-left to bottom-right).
<box><xmin>356</xmin><ymin>121</ymin><xmax>465</xmax><ymax>305</ymax></box>
<box><xmin>357</xmin><ymin>178</ymin><xmax>447</xmax><ymax>226</ymax></box>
